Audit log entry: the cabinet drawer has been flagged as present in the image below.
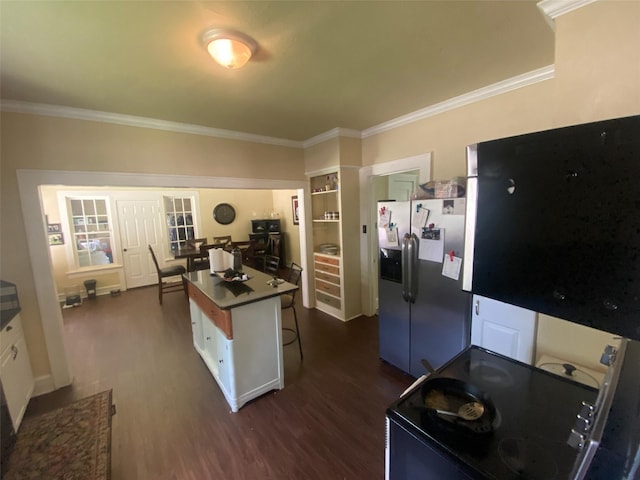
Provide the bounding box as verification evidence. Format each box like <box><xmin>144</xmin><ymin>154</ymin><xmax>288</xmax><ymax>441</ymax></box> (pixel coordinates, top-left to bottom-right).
<box><xmin>315</xmin><ymin>262</ymin><xmax>340</xmax><ymax>276</ymax></box>
<box><xmin>315</xmin><ymin>271</ymin><xmax>340</xmax><ymax>285</ymax></box>
<box><xmin>187</xmin><ymin>283</ymin><xmax>233</xmax><ymax>339</ymax></box>
<box><xmin>316</xmin><ymin>291</ymin><xmax>342</xmax><ymax>310</ymax></box>
<box><xmin>314</xmin><ymin>254</ymin><xmax>340</xmax><ymax>266</ymax></box>
<box><xmin>1</xmin><ymin>314</ymin><xmax>24</xmax><ymax>354</ymax></box>
<box><xmin>316</xmin><ymin>280</ymin><xmax>341</xmax><ymax>297</ymax></box>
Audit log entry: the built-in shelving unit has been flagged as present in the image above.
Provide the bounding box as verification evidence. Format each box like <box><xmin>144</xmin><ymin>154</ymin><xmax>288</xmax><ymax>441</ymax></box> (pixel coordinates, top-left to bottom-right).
<box><xmin>309</xmin><ymin>169</ymin><xmax>361</xmax><ymax>321</ymax></box>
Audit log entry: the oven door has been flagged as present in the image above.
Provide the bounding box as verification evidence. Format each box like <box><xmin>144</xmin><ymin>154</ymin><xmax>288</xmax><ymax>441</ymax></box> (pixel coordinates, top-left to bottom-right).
<box><xmin>385</xmin><ymin>416</ymin><xmax>478</xmax><ymax>480</ymax></box>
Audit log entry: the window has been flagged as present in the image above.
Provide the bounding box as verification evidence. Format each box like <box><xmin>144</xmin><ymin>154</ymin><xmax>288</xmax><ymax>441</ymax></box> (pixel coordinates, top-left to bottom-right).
<box><xmin>68</xmin><ymin>198</ymin><xmax>114</xmax><ymax>267</ymax></box>
<box><xmin>164</xmin><ymin>196</ymin><xmax>195</xmax><ymax>252</ymax></box>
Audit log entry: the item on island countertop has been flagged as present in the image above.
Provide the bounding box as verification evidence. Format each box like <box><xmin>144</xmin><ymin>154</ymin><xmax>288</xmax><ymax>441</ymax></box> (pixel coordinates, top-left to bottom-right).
<box><xmin>222</xmin><ymin>269</ymin><xmax>249</xmax><ymax>282</ymax></box>
<box><xmin>209</xmin><ymin>247</ymin><xmax>233</xmax><ymax>273</ymax></box>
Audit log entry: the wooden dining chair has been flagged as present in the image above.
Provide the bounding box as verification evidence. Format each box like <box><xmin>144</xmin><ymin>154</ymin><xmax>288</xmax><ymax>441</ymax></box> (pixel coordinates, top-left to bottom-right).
<box><xmin>230</xmin><ymin>240</ymin><xmax>258</xmax><ymax>268</ymax></box>
<box><xmin>186</xmin><ymin>238</ymin><xmax>208</xmax><ymax>270</ymax></box>
<box><xmin>281</xmin><ymin>262</ymin><xmax>303</xmax><ymax>359</ymax></box>
<box><xmin>148</xmin><ymin>245</ymin><xmax>187</xmax><ymax>305</ymax></box>
<box><xmin>263</xmin><ymin>255</ymin><xmax>280</xmax><ymax>276</ymax></box>
<box><xmin>212</xmin><ymin>236</ymin><xmax>232</xmax><ymax>248</ymax></box>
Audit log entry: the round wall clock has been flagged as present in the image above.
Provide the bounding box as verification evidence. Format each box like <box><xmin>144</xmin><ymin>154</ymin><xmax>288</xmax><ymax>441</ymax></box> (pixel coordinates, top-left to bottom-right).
<box><xmin>213</xmin><ymin>203</ymin><xmax>236</xmax><ymax>225</ymax></box>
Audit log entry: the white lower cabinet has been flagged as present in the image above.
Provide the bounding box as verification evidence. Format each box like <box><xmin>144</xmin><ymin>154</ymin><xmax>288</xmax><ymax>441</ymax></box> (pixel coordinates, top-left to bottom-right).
<box><xmin>471</xmin><ymin>294</ymin><xmax>538</xmax><ymax>364</ymax></box>
<box><xmin>0</xmin><ymin>314</ymin><xmax>34</xmax><ymax>430</ymax></box>
<box><xmin>188</xmin><ymin>294</ymin><xmax>283</xmax><ymax>412</ymax></box>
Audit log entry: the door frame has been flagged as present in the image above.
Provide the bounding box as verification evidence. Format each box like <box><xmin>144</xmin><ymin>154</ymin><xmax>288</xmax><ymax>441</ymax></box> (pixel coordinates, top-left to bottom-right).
<box><xmin>358</xmin><ymin>153</ymin><xmax>432</xmax><ymax>316</ymax></box>
<box><xmin>17</xmin><ymin>169</ymin><xmax>308</xmax><ymax>393</ymax></box>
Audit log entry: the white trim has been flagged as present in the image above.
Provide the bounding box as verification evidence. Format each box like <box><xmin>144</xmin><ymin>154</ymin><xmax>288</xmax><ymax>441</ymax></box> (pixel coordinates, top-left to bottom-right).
<box><xmin>0</xmin><ymin>100</ymin><xmax>304</xmax><ymax>149</ymax></box>
<box><xmin>358</xmin><ymin>153</ymin><xmax>432</xmax><ymax>316</ymax></box>
<box><xmin>2</xmin><ymin>66</ymin><xmax>555</xmax><ymax>147</ymax></box>
<box><xmin>302</xmin><ymin>128</ymin><xmax>362</xmax><ymax>148</ymax></box>
<box><xmin>32</xmin><ymin>375</ymin><xmax>56</xmax><ymax>397</ymax></box>
<box><xmin>362</xmin><ymin>65</ymin><xmax>555</xmax><ymax>138</ymax></box>
<box><xmin>17</xmin><ymin>169</ymin><xmax>309</xmax><ymax>392</ymax></box>
<box><xmin>304</xmin><ymin>164</ymin><xmax>362</xmax><ymax>178</ymax></box>
<box><xmin>538</xmin><ymin>0</ymin><xmax>598</xmax><ymax>20</ymax></box>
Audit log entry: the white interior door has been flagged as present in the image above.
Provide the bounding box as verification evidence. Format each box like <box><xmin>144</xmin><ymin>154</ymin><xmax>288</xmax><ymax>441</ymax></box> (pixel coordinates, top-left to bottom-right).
<box><xmin>387</xmin><ymin>173</ymin><xmax>419</xmax><ymax>201</ymax></box>
<box><xmin>117</xmin><ymin>200</ymin><xmax>164</xmax><ymax>288</ymax></box>
<box><xmin>471</xmin><ymin>294</ymin><xmax>538</xmax><ymax>364</ymax></box>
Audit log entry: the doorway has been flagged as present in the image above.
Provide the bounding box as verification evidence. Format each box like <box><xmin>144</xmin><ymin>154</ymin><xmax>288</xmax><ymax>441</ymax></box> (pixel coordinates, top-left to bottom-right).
<box><xmin>19</xmin><ymin>169</ymin><xmax>309</xmax><ymax>392</ymax></box>
<box><xmin>117</xmin><ymin>199</ymin><xmax>165</xmax><ymax>288</ymax></box>
<box><xmin>358</xmin><ymin>153</ymin><xmax>432</xmax><ymax>317</ymax></box>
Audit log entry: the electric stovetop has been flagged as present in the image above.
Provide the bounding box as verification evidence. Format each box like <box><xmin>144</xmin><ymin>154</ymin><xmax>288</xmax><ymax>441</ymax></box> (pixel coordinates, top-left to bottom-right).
<box><xmin>387</xmin><ymin>346</ymin><xmax>599</xmax><ymax>479</ymax></box>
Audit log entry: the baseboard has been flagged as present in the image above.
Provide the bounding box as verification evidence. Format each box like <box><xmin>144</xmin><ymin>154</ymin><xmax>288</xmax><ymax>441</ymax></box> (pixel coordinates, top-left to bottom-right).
<box><xmin>56</xmin><ymin>285</ymin><xmax>126</xmax><ymax>303</ymax></box>
<box><xmin>32</xmin><ymin>375</ymin><xmax>56</xmax><ymax>397</ymax></box>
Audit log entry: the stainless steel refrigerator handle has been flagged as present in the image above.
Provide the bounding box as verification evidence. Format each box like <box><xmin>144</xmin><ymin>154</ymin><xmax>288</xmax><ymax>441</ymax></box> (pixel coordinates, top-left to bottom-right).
<box><xmin>401</xmin><ymin>234</ymin><xmax>410</xmax><ymax>302</ymax></box>
<box><xmin>407</xmin><ymin>234</ymin><xmax>419</xmax><ymax>303</ymax></box>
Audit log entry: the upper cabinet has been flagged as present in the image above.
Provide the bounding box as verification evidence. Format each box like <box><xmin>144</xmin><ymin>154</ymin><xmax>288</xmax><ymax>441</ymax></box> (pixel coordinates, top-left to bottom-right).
<box><xmin>309</xmin><ymin>168</ymin><xmax>361</xmax><ymax>321</ymax></box>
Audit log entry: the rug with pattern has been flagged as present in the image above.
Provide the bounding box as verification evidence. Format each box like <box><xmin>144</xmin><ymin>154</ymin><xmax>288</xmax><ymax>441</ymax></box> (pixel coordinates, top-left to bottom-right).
<box><xmin>5</xmin><ymin>389</ymin><xmax>113</xmax><ymax>480</ymax></box>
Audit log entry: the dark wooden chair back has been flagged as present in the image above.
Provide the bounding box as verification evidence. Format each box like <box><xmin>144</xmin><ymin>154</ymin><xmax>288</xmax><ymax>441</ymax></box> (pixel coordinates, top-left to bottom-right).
<box><xmin>263</xmin><ymin>255</ymin><xmax>280</xmax><ymax>276</ymax></box>
<box><xmin>148</xmin><ymin>245</ymin><xmax>187</xmax><ymax>304</ymax></box>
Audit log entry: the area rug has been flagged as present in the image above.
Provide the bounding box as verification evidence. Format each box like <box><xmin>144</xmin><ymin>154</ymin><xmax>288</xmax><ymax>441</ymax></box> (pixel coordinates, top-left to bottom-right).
<box><xmin>4</xmin><ymin>390</ymin><xmax>113</xmax><ymax>480</ymax></box>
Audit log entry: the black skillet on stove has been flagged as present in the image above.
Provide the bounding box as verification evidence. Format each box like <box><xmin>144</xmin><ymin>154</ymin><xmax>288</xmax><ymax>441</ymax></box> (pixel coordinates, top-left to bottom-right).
<box><xmin>418</xmin><ymin>359</ymin><xmax>498</xmax><ymax>435</ymax></box>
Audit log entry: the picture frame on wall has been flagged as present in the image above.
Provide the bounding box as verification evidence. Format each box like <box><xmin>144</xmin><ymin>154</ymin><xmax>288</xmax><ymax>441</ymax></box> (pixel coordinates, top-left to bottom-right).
<box><xmin>47</xmin><ymin>223</ymin><xmax>61</xmax><ymax>233</ymax></box>
<box><xmin>48</xmin><ymin>233</ymin><xmax>64</xmax><ymax>246</ymax></box>
<box><xmin>291</xmin><ymin>196</ymin><xmax>299</xmax><ymax>225</ymax></box>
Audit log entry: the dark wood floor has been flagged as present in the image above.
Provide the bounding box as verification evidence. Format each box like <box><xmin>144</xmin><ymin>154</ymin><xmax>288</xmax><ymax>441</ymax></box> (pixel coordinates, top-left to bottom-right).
<box><xmin>25</xmin><ymin>286</ymin><xmax>412</xmax><ymax>479</ymax></box>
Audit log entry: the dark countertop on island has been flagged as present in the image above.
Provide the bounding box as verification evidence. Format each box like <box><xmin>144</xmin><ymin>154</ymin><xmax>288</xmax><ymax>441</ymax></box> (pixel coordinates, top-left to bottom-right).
<box><xmin>184</xmin><ymin>266</ymin><xmax>298</xmax><ymax>310</ymax></box>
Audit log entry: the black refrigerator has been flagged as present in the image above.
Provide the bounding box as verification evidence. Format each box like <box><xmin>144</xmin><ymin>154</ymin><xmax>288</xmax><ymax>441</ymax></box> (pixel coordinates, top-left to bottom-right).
<box><xmin>378</xmin><ymin>199</ymin><xmax>470</xmax><ymax>377</ymax></box>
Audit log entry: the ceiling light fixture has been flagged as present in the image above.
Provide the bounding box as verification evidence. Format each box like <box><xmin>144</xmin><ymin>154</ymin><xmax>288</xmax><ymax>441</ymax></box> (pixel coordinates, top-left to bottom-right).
<box><xmin>201</xmin><ymin>28</ymin><xmax>258</xmax><ymax>69</ymax></box>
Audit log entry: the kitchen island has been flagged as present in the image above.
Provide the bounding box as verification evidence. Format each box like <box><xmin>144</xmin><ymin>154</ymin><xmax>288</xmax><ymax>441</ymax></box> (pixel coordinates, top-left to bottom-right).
<box><xmin>185</xmin><ymin>267</ymin><xmax>298</xmax><ymax>412</ymax></box>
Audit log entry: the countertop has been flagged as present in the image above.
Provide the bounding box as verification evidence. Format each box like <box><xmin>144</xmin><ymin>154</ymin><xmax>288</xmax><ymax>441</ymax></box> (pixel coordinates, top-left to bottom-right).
<box><xmin>184</xmin><ymin>266</ymin><xmax>298</xmax><ymax>310</ymax></box>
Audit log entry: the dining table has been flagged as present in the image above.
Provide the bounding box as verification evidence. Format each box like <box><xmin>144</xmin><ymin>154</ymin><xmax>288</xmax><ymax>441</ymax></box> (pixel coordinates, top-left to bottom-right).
<box><xmin>174</xmin><ymin>246</ymin><xmax>205</xmax><ymax>272</ymax></box>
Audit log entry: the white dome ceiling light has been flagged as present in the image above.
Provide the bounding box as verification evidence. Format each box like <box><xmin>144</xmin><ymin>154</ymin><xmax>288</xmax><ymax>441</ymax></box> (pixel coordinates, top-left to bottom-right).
<box><xmin>201</xmin><ymin>28</ymin><xmax>258</xmax><ymax>69</ymax></box>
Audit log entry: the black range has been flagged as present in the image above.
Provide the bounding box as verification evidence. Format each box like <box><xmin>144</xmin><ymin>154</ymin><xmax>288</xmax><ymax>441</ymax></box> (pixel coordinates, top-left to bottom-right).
<box><xmin>386</xmin><ymin>346</ymin><xmax>598</xmax><ymax>479</ymax></box>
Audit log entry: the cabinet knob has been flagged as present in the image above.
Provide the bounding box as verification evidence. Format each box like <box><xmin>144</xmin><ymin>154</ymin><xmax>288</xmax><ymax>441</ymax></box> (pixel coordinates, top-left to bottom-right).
<box><xmin>206</xmin><ymin>336</ymin><xmax>211</xmax><ymax>340</ymax></box>
<box><xmin>219</xmin><ymin>359</ymin><xmax>223</xmax><ymax>364</ymax></box>
<box><xmin>5</xmin><ymin>325</ymin><xmax>12</xmax><ymax>332</ymax></box>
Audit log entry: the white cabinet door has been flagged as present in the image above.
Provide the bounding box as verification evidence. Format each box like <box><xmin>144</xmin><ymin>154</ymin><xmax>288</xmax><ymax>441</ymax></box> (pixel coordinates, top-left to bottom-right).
<box><xmin>201</xmin><ymin>317</ymin><xmax>218</xmax><ymax>373</ymax></box>
<box><xmin>189</xmin><ymin>300</ymin><xmax>204</xmax><ymax>354</ymax></box>
<box><xmin>215</xmin><ymin>332</ymin><xmax>233</xmax><ymax>396</ymax></box>
<box><xmin>1</xmin><ymin>334</ymin><xmax>34</xmax><ymax>430</ymax></box>
<box><xmin>471</xmin><ymin>295</ymin><xmax>537</xmax><ymax>364</ymax></box>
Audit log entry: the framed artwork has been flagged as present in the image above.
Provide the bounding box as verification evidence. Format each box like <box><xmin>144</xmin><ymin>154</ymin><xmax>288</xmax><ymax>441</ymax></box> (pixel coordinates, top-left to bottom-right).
<box><xmin>48</xmin><ymin>233</ymin><xmax>64</xmax><ymax>246</ymax></box>
<box><xmin>47</xmin><ymin>223</ymin><xmax>61</xmax><ymax>233</ymax></box>
<box><xmin>291</xmin><ymin>196</ymin><xmax>299</xmax><ymax>225</ymax></box>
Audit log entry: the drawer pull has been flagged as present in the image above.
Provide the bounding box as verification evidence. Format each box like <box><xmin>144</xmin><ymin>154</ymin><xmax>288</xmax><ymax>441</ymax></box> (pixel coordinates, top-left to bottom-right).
<box><xmin>11</xmin><ymin>345</ymin><xmax>18</xmax><ymax>360</ymax></box>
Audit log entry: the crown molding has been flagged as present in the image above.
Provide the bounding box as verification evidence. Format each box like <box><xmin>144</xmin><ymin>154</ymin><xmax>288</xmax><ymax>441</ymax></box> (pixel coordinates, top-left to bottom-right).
<box><xmin>0</xmin><ymin>100</ymin><xmax>304</xmax><ymax>149</ymax></box>
<box><xmin>537</xmin><ymin>0</ymin><xmax>598</xmax><ymax>21</ymax></box>
<box><xmin>302</xmin><ymin>127</ymin><xmax>362</xmax><ymax>148</ymax></box>
<box><xmin>2</xmin><ymin>65</ymin><xmax>555</xmax><ymax>148</ymax></box>
<box><xmin>362</xmin><ymin>65</ymin><xmax>555</xmax><ymax>138</ymax></box>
